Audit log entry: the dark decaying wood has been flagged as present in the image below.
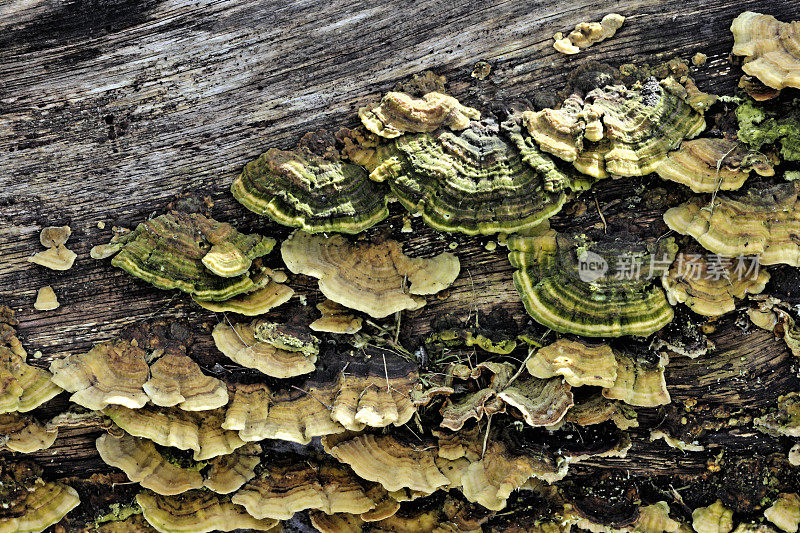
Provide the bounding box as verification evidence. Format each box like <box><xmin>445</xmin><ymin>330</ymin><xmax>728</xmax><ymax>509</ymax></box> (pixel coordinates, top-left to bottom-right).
<box><xmin>2</xmin><ymin>0</ymin><xmax>800</xmax><ymax>528</ymax></box>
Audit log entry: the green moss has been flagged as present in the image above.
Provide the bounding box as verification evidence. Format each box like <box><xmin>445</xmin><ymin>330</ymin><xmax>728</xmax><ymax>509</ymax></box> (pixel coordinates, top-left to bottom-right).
<box><xmin>95</xmin><ymin>503</ymin><xmax>143</xmax><ymax>526</ymax></box>
<box><xmin>736</xmin><ymin>96</ymin><xmax>800</xmax><ymax>161</ymax></box>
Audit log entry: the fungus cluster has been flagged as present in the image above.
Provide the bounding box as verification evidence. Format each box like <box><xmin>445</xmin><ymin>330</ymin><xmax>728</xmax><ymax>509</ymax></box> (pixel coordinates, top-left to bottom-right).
<box><xmin>28</xmin><ymin>225</ymin><xmax>77</xmax><ymax>271</ymax></box>
<box><xmin>14</xmin><ymin>9</ymin><xmax>800</xmax><ymax>531</ymax></box>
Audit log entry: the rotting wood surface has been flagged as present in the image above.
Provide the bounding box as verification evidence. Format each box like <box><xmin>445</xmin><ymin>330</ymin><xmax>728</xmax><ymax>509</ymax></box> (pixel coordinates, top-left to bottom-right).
<box><xmin>2</xmin><ymin>0</ymin><xmax>800</xmax><ymax>523</ymax></box>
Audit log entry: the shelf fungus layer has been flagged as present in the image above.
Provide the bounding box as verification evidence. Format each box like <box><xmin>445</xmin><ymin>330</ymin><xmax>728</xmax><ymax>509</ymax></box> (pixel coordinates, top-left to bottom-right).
<box><xmin>281</xmin><ymin>230</ymin><xmax>459</xmax><ymax>318</ymax></box>
<box><xmin>193</xmin><ymin>275</ymin><xmax>294</xmax><ymax>316</ymax></box>
<box><xmin>1</xmin><ymin>309</ymin><xmax>62</xmax><ymax>414</ymax></box>
<box><xmin>526</xmin><ymin>339</ymin><xmax>618</xmax><ymax>388</ymax></box>
<box><xmin>323</xmin><ymin>433</ymin><xmax>451</xmax><ymax>493</ymax></box>
<box><xmin>369</xmin><ymin>120</ymin><xmax>568</xmax><ymax>235</ymax></box>
<box><xmin>222</xmin><ymin>347</ymin><xmax>418</xmax><ymax>442</ymax></box>
<box><xmin>439</xmin><ymin>362</ymin><xmax>574</xmax><ymax>431</ymax></box>
<box><xmin>104</xmin><ymin>405</ymin><xmax>246</xmax><ymax>461</ymax></box>
<box><xmin>731</xmin><ymin>12</ymin><xmax>800</xmax><ymax>92</ymax></box>
<box><xmin>51</xmin><ymin>339</ymin><xmax>228</xmax><ymax>412</ymax></box>
<box><xmin>212</xmin><ymin>320</ymin><xmax>318</xmax><ymax>378</ymax></box>
<box><xmin>0</xmin><ymin>413</ymin><xmax>57</xmax><ymax>453</ymax></box>
<box><xmin>231</xmin><ymin>455</ymin><xmax>387</xmax><ymax>520</ymax></box>
<box><xmin>231</xmin><ymin>131</ymin><xmax>389</xmax><ymax>234</ymax></box>
<box><xmin>602</xmin><ymin>352</ymin><xmax>671</xmax><ymax>407</ymax></box>
<box><xmin>524</xmin><ymin>78</ymin><xmax>705</xmax><ymax>178</ymax></box>
<box><xmin>359</xmin><ymin>91</ymin><xmax>480</xmax><ymax>138</ymax></box>
<box><xmin>655</xmin><ymin>138</ymin><xmax>774</xmax><ymax>193</ymax></box>
<box><xmin>93</xmin><ymin>211</ymin><xmax>276</xmax><ymax>301</ymax></box>
<box><xmin>96</xmin><ymin>433</ymin><xmax>260</xmax><ymax>496</ymax></box>
<box><xmin>0</xmin><ymin>461</ymin><xmax>80</xmax><ymax>533</ymax></box>
<box><xmin>506</xmin><ymin>224</ymin><xmax>677</xmax><ymax>337</ymax></box>
<box><xmin>136</xmin><ymin>490</ymin><xmax>279</xmax><ymax>533</ymax></box>
<box><xmin>664</xmin><ymin>182</ymin><xmax>800</xmax><ymax>266</ymax></box>
<box><xmin>662</xmin><ymin>252</ymin><xmax>770</xmax><ymax>316</ymax></box>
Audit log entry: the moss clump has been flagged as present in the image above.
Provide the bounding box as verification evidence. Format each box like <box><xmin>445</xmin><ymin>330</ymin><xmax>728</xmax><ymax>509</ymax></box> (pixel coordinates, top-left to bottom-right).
<box><xmin>736</xmin><ymin>96</ymin><xmax>800</xmax><ymax>161</ymax></box>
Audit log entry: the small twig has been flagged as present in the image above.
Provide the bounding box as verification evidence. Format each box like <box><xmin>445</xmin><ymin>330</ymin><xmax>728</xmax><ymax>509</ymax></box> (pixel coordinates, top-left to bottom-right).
<box><xmin>224</xmin><ymin>312</ymin><xmax>251</xmax><ymax>348</ymax></box>
<box><xmin>382</xmin><ymin>353</ymin><xmax>390</xmax><ymax>393</ymax></box>
<box><xmin>290</xmin><ymin>385</ymin><xmax>332</xmax><ymax>410</ymax></box>
<box><xmin>482</xmin><ymin>415</ymin><xmax>493</xmax><ymax>458</ymax></box>
<box><xmin>505</xmin><ymin>350</ymin><xmax>533</xmax><ymax>388</ymax></box>
<box><xmin>708</xmin><ymin>145</ymin><xmax>738</xmax><ymax>217</ymax></box>
<box><xmin>595</xmin><ymin>196</ymin><xmax>607</xmax><ymax>234</ymax></box>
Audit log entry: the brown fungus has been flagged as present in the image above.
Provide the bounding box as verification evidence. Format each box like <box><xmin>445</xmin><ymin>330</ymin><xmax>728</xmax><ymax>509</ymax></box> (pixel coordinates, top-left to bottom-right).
<box><xmin>310</xmin><ymin>299</ymin><xmax>363</xmax><ymax>334</ymax></box>
<box><xmin>281</xmin><ymin>230</ymin><xmax>459</xmax><ymax>318</ymax></box>
<box><xmin>664</xmin><ymin>182</ymin><xmax>800</xmax><ymax>266</ymax></box>
<box><xmin>655</xmin><ymin>138</ymin><xmax>774</xmax><ymax>193</ymax></box>
<box><xmin>731</xmin><ymin>12</ymin><xmax>800</xmax><ymax>92</ymax></box>
<box><xmin>212</xmin><ymin>320</ymin><xmax>317</xmax><ymax>378</ymax></box>
<box><xmin>136</xmin><ymin>490</ymin><xmax>279</xmax><ymax>533</ymax></box>
<box><xmin>0</xmin><ymin>412</ymin><xmax>57</xmax><ymax>453</ymax></box>
<box><xmin>359</xmin><ymin>91</ymin><xmax>480</xmax><ymax>138</ymax></box>
<box><xmin>231</xmin><ymin>455</ymin><xmax>388</xmax><ymax>520</ymax></box>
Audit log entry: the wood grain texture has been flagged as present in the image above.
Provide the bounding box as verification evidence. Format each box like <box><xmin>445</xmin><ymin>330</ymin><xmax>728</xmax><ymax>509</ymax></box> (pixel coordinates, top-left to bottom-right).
<box><xmin>2</xmin><ymin>0</ymin><xmax>800</xmax><ymax>521</ymax></box>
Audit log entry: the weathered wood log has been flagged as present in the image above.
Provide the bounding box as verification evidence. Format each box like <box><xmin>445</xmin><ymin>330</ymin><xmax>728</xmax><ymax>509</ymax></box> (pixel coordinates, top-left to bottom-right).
<box><xmin>2</xmin><ymin>0</ymin><xmax>800</xmax><ymax>529</ymax></box>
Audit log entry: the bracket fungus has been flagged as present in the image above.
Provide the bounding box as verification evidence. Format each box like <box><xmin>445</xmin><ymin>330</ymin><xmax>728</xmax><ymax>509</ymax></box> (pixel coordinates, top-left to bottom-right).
<box><xmin>143</xmin><ymin>353</ymin><xmax>229</xmax><ymax>411</ymax></box>
<box><xmin>765</xmin><ymin>494</ymin><xmax>800</xmax><ymax>533</ymax></box>
<box><xmin>222</xmin><ymin>347</ymin><xmax>417</xmax><ymax>442</ymax></box>
<box><xmin>212</xmin><ymin>320</ymin><xmax>318</xmax><ymax>378</ymax></box>
<box><xmin>222</xmin><ymin>382</ymin><xmax>342</xmax><ymax>445</ymax></box>
<box><xmin>731</xmin><ymin>12</ymin><xmax>800</xmax><ymax>92</ymax></box>
<box><xmin>92</xmin><ymin>211</ymin><xmax>276</xmax><ymax>301</ymax></box>
<box><xmin>525</xmin><ymin>78</ymin><xmax>705</xmax><ymax>178</ymax></box>
<box><xmin>231</xmin><ymin>130</ymin><xmax>389</xmax><ymax>234</ymax></box>
<box><xmin>309</xmin><ymin>300</ymin><xmax>363</xmax><ymax>334</ymax></box>
<box><xmin>1</xmin><ymin>312</ymin><xmax>61</xmax><ymax>414</ymax></box>
<box><xmin>553</xmin><ymin>14</ymin><xmax>626</xmax><ymax>55</ymax></box>
<box><xmin>281</xmin><ymin>230</ymin><xmax>459</xmax><ymax>318</ymax></box>
<box><xmin>0</xmin><ymin>413</ymin><xmax>57</xmax><ymax>453</ymax></box>
<box><xmin>655</xmin><ymin>138</ymin><xmax>774</xmax><ymax>193</ymax></box>
<box><xmin>28</xmin><ymin>225</ymin><xmax>77</xmax><ymax>271</ymax></box>
<box><xmin>526</xmin><ymin>339</ymin><xmax>618</xmax><ymax>388</ymax></box>
<box><xmin>136</xmin><ymin>490</ymin><xmax>279</xmax><ymax>533</ymax></box>
<box><xmin>506</xmin><ymin>224</ymin><xmax>676</xmax><ymax>337</ymax></box>
<box><xmin>602</xmin><ymin>351</ymin><xmax>670</xmax><ymax>407</ymax></box>
<box><xmin>96</xmin><ymin>433</ymin><xmax>204</xmax><ymax>496</ymax></box>
<box><xmin>439</xmin><ymin>362</ymin><xmax>574</xmax><ymax>431</ymax></box>
<box><xmin>104</xmin><ymin>405</ymin><xmax>246</xmax><ymax>461</ymax></box>
<box><xmin>50</xmin><ymin>340</ymin><xmax>150</xmax><ymax>411</ymax></box>
<box><xmin>231</xmin><ymin>456</ymin><xmax>387</xmax><ymax>520</ymax></box>
<box><xmin>692</xmin><ymin>500</ymin><xmax>734</xmax><ymax>533</ymax></box>
<box><xmin>662</xmin><ymin>251</ymin><xmax>770</xmax><ymax>316</ymax></box>
<box><xmin>193</xmin><ymin>273</ymin><xmax>294</xmax><ymax>316</ymax></box>
<box><xmin>33</xmin><ymin>286</ymin><xmax>59</xmax><ymax>311</ymax></box>
<box><xmin>96</xmin><ymin>433</ymin><xmax>260</xmax><ymax>496</ymax></box>
<box><xmin>664</xmin><ymin>182</ymin><xmax>800</xmax><ymax>266</ymax></box>
<box><xmin>323</xmin><ymin>433</ymin><xmax>451</xmax><ymax>493</ymax></box>
<box><xmin>369</xmin><ymin>120</ymin><xmax>569</xmax><ymax>235</ymax></box>
<box><xmin>359</xmin><ymin>91</ymin><xmax>480</xmax><ymax>138</ymax></box>
<box><xmin>51</xmin><ymin>338</ymin><xmax>228</xmax><ymax>412</ymax></box>
<box><xmin>0</xmin><ymin>461</ymin><xmax>80</xmax><ymax>533</ymax></box>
